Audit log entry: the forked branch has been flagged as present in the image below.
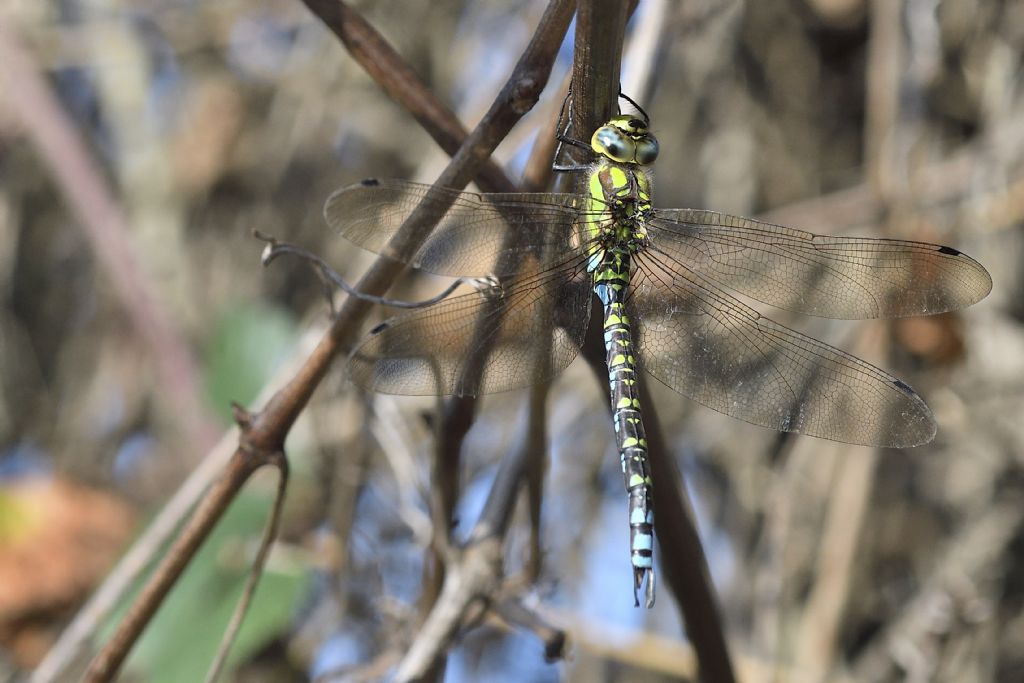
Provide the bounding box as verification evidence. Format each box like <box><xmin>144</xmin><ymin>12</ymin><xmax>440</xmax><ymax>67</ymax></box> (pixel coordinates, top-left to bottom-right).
<box><xmin>79</xmin><ymin>1</ymin><xmax>573</xmax><ymax>680</ymax></box>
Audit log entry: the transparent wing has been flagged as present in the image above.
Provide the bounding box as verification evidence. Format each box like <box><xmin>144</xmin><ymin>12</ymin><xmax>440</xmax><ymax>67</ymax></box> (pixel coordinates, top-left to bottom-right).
<box><xmin>629</xmin><ymin>255</ymin><xmax>936</xmax><ymax>447</ymax></box>
<box><xmin>348</xmin><ymin>259</ymin><xmax>593</xmax><ymax>396</ymax></box>
<box><xmin>325</xmin><ymin>179</ymin><xmax>589</xmax><ymax>278</ymax></box>
<box><xmin>648</xmin><ymin>209</ymin><xmax>992</xmax><ymax>319</ymax></box>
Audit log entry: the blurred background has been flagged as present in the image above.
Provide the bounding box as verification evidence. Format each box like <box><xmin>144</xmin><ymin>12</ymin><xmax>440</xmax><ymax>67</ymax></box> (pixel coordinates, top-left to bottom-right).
<box><xmin>0</xmin><ymin>0</ymin><xmax>1022</xmax><ymax>680</ymax></box>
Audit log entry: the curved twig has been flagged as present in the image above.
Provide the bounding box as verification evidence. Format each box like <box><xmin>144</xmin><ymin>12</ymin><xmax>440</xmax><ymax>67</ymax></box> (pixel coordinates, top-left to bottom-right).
<box><xmin>203</xmin><ymin>445</ymin><xmax>289</xmax><ymax>683</ymax></box>
<box><xmin>256</xmin><ymin>231</ymin><xmax>475</xmax><ymax>310</ymax></box>
<box><xmin>299</xmin><ymin>0</ymin><xmax>518</xmax><ymax>195</ymax></box>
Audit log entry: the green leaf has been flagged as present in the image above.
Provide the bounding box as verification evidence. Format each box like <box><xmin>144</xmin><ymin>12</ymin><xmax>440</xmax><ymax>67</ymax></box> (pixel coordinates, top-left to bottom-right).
<box><xmin>205</xmin><ymin>304</ymin><xmax>296</xmax><ymax>422</ymax></box>
<box><xmin>120</xmin><ymin>490</ymin><xmax>308</xmax><ymax>682</ymax></box>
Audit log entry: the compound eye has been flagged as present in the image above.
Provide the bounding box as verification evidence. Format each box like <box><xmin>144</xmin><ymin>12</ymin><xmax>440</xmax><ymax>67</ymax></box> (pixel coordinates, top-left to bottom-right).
<box><xmin>592</xmin><ymin>126</ymin><xmax>636</xmax><ymax>163</ymax></box>
<box><xmin>634</xmin><ymin>135</ymin><xmax>659</xmax><ymax>165</ymax></box>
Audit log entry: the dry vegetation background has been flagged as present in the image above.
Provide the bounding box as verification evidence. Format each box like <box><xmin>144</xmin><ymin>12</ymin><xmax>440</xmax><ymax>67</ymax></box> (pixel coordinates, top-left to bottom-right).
<box><xmin>1</xmin><ymin>0</ymin><xmax>1023</xmax><ymax>681</ymax></box>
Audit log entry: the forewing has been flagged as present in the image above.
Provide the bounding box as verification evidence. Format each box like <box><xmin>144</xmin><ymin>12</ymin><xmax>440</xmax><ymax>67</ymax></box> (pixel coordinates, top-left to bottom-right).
<box><xmin>348</xmin><ymin>262</ymin><xmax>592</xmax><ymax>396</ymax></box>
<box><xmin>325</xmin><ymin>179</ymin><xmax>586</xmax><ymax>278</ymax></box>
<box><xmin>629</xmin><ymin>256</ymin><xmax>936</xmax><ymax>447</ymax></box>
<box><xmin>648</xmin><ymin>210</ymin><xmax>991</xmax><ymax>319</ymax></box>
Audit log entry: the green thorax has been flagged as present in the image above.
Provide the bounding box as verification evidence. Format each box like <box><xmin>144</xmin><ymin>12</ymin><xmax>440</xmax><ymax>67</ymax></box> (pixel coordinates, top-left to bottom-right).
<box><xmin>582</xmin><ymin>113</ymin><xmax>658</xmax><ymax>270</ymax></box>
<box><xmin>585</xmin><ymin>162</ymin><xmax>653</xmax><ymax>270</ymax></box>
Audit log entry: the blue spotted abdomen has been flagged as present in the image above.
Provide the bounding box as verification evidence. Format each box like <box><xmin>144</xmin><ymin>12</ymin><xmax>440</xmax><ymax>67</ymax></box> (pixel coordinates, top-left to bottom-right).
<box><xmin>592</xmin><ymin>248</ymin><xmax>655</xmax><ymax>607</ymax></box>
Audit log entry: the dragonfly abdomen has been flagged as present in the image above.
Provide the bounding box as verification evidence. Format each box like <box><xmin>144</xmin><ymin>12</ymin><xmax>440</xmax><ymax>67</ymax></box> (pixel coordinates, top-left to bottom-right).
<box><xmin>594</xmin><ymin>247</ymin><xmax>655</xmax><ymax>608</ymax></box>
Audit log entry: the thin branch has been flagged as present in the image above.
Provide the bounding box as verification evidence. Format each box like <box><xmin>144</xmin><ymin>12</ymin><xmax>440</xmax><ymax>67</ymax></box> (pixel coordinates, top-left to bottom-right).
<box><xmin>78</xmin><ymin>0</ymin><xmax>574</xmax><ymax>678</ymax></box>
<box><xmin>394</xmin><ymin>432</ymin><xmax>536</xmax><ymax>680</ymax></box>
<box><xmin>473</xmin><ymin>427</ymin><xmax>534</xmax><ymax>542</ymax></box>
<box><xmin>0</xmin><ymin>22</ymin><xmax>217</xmax><ymax>452</ymax></box>
<box><xmin>619</xmin><ymin>0</ymin><xmax>670</xmax><ymax>105</ymax></box>
<box><xmin>299</xmin><ymin>0</ymin><xmax>517</xmax><ymax>194</ymax></box>
<box><xmin>369</xmin><ymin>397</ymin><xmax>435</xmax><ymax>546</ymax></box>
<box><xmin>571</xmin><ymin>0</ymin><xmax>629</xmax><ymax>144</ymax></box>
<box><xmin>257</xmin><ymin>232</ymin><xmax>473</xmax><ymax>310</ymax></box>
<box><xmin>493</xmin><ymin>597</ymin><xmax>566</xmax><ymax>661</ymax></box>
<box><xmin>393</xmin><ymin>534</ymin><xmax>504</xmax><ymax>682</ymax></box>
<box><xmin>567</xmin><ymin>5</ymin><xmax>736</xmax><ymax>665</ymax></box>
<box><xmin>851</xmin><ymin>498</ymin><xmax>1024</xmax><ymax>680</ymax></box>
<box><xmin>423</xmin><ymin>396</ymin><xmax>473</xmax><ymax>606</ymax></box>
<box><xmin>203</xmin><ymin>448</ymin><xmax>289</xmax><ymax>683</ymax></box>
<box><xmin>792</xmin><ymin>439</ymin><xmax>877</xmax><ymax>683</ymax></box>
<box><xmin>521</xmin><ymin>379</ymin><xmax>552</xmax><ymax>583</ymax></box>
<box><xmin>864</xmin><ymin>0</ymin><xmax>903</xmax><ymax>200</ymax></box>
<box><xmin>641</xmin><ymin>382</ymin><xmax>737</xmax><ymax>683</ymax></box>
<box><xmin>538</xmin><ymin>603</ymin><xmax>852</xmax><ymax>681</ymax></box>
<box><xmin>32</xmin><ymin>332</ymin><xmax>319</xmax><ymax>683</ymax></box>
<box><xmin>394</xmin><ymin>291</ymin><xmax>561</xmax><ymax>679</ymax></box>
<box><xmin>518</xmin><ymin>95</ymin><xmax>563</xmax><ymax>574</ymax></box>
<box><xmin>83</xmin><ymin>427</ymin><xmax>272</xmax><ymax>682</ymax></box>
<box><xmin>393</xmin><ymin>0</ymin><xmax>575</xmax><ymax>648</ymax></box>
<box><xmin>544</xmin><ymin>605</ymin><xmax>701</xmax><ymax>676</ymax></box>
<box><xmin>521</xmin><ymin>74</ymin><xmax>569</xmax><ymax>192</ymax></box>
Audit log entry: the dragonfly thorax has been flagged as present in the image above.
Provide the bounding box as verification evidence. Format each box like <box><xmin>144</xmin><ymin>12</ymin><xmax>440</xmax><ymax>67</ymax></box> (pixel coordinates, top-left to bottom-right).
<box><xmin>586</xmin><ymin>163</ymin><xmax>653</xmax><ymax>259</ymax></box>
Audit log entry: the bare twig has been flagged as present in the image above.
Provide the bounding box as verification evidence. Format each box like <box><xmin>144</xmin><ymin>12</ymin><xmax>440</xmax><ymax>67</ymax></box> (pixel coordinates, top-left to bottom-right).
<box><xmin>521</xmin><ymin>73</ymin><xmax>569</xmax><ymax>193</ymax></box>
<box><xmin>863</xmin><ymin>0</ymin><xmax>903</xmax><ymax>200</ymax></box>
<box><xmin>298</xmin><ymin>0</ymin><xmax>517</xmax><ymax>194</ymax></box>
<box><xmin>83</xmin><ymin>416</ymin><xmax>277</xmax><ymax>682</ymax></box>
<box><xmin>570</xmin><ymin>0</ymin><xmax>629</xmax><ymax>153</ymax></box>
<box><xmin>79</xmin><ymin>0</ymin><xmax>573</xmax><ymax>678</ymax></box>
<box><xmin>32</xmin><ymin>432</ymin><xmax>241</xmax><ymax>683</ymax></box>
<box><xmin>493</xmin><ymin>597</ymin><xmax>566</xmax><ymax>661</ymax></box>
<box><xmin>203</xmin><ymin>448</ymin><xmax>289</xmax><ymax>683</ymax></box>
<box><xmin>620</xmin><ymin>0</ymin><xmax>670</xmax><ymax>104</ymax></box>
<box><xmin>369</xmin><ymin>397</ymin><xmax>435</xmax><ymax>546</ymax></box>
<box><xmin>792</xmin><ymin>329</ymin><xmax>886</xmax><ymax>682</ymax></box>
<box><xmin>33</xmin><ymin>329</ymin><xmax>321</xmax><ymax>683</ymax></box>
<box><xmin>851</xmin><ymin>499</ymin><xmax>1024</xmax><ymax>680</ymax></box>
<box><xmin>539</xmin><ymin>603</ymin><xmax>858</xmax><ymax>682</ymax></box>
<box><xmin>0</xmin><ymin>22</ymin><xmax>217</xmax><ymax>452</ymax></box>
<box><xmin>403</xmin><ymin>5</ymin><xmax>575</xmax><ymax>677</ymax></box>
<box><xmin>392</xmin><ymin>239</ymin><xmax>564</xmax><ymax>681</ymax></box>
<box><xmin>521</xmin><ymin>379</ymin><xmax>552</xmax><ymax>584</ymax></box>
<box><xmin>545</xmin><ymin>605</ymin><xmax>701</xmax><ymax>676</ymax></box>
<box><xmin>569</xmin><ymin>0</ymin><xmax>736</xmax><ymax>678</ymax></box>
<box><xmin>422</xmin><ymin>396</ymin><xmax>472</xmax><ymax>609</ymax></box>
<box><xmin>257</xmin><ymin>232</ymin><xmax>471</xmax><ymax>310</ymax></box>
<box><xmin>792</xmin><ymin>4</ymin><xmax>908</xmax><ymax>677</ymax></box>
<box><xmin>641</xmin><ymin>382</ymin><xmax>738</xmax><ymax>683</ymax></box>
<box><xmin>394</xmin><ymin>421</ymin><xmax>540</xmax><ymax>680</ymax></box>
<box><xmin>394</xmin><ymin>534</ymin><xmax>504</xmax><ymax>682</ymax></box>
<box><xmin>517</xmin><ymin>87</ymin><xmax>566</xmax><ymax>581</ymax></box>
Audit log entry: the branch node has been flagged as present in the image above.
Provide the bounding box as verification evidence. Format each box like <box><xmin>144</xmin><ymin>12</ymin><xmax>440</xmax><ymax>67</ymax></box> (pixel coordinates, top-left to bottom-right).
<box><xmin>492</xmin><ymin>595</ymin><xmax>567</xmax><ymax>662</ymax></box>
<box><xmin>510</xmin><ymin>77</ymin><xmax>541</xmax><ymax>113</ymax></box>
<box><xmin>231</xmin><ymin>402</ymin><xmax>254</xmax><ymax>430</ymax></box>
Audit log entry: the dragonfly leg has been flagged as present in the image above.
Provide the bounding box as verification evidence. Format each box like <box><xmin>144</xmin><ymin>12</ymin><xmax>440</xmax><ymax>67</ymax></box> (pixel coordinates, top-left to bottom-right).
<box><xmin>552</xmin><ymin>89</ymin><xmax>594</xmax><ymax>172</ymax></box>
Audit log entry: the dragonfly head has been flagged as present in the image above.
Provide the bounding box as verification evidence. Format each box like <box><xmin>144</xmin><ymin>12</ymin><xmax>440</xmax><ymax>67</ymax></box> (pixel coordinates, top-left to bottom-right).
<box><xmin>591</xmin><ymin>114</ymin><xmax>659</xmax><ymax>166</ymax></box>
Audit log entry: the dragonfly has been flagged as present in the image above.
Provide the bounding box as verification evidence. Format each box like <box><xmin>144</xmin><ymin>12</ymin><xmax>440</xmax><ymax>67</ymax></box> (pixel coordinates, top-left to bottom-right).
<box><xmin>324</xmin><ymin>98</ymin><xmax>991</xmax><ymax>608</ymax></box>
